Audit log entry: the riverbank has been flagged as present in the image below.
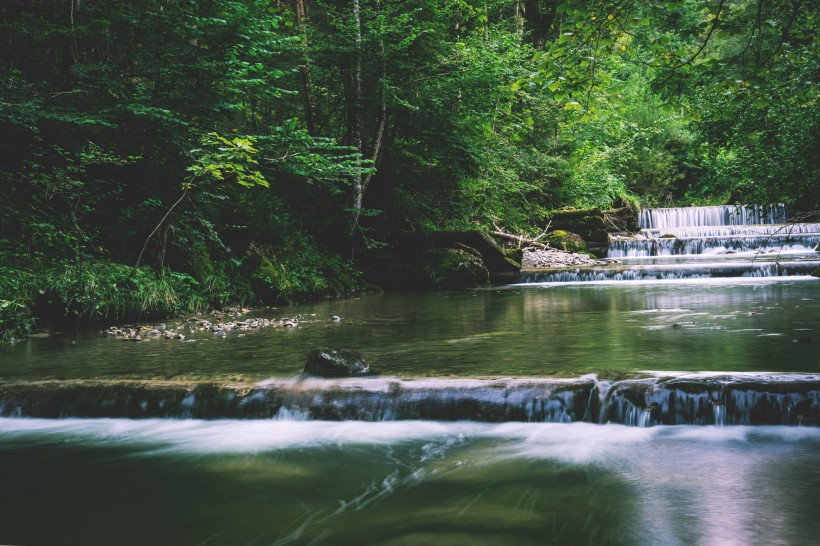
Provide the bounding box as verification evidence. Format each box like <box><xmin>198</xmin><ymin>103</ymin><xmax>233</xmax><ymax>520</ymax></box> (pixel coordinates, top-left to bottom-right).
<box><xmin>521</xmin><ymin>247</ymin><xmax>609</xmax><ymax>268</ymax></box>
<box><xmin>0</xmin><ymin>257</ymin><xmax>365</xmax><ymax>343</ymax></box>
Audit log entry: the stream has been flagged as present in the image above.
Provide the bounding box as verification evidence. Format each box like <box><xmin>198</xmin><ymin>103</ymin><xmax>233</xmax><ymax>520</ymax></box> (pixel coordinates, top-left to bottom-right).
<box><xmin>1</xmin><ymin>205</ymin><xmax>819</xmax><ymax>545</ymax></box>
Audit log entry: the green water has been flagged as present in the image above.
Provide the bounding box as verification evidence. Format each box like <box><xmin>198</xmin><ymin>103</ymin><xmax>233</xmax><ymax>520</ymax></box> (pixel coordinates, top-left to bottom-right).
<box><xmin>2</xmin><ymin>278</ymin><xmax>819</xmax><ymax>381</ymax></box>
<box><xmin>1</xmin><ymin>277</ymin><xmax>819</xmax><ymax>545</ymax></box>
<box><xmin>1</xmin><ymin>420</ymin><xmax>819</xmax><ymax>545</ymax></box>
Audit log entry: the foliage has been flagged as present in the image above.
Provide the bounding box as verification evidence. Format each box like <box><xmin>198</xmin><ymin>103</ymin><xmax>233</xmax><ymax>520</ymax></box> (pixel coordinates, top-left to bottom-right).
<box><xmin>0</xmin><ymin>0</ymin><xmax>817</xmax><ymax>339</ymax></box>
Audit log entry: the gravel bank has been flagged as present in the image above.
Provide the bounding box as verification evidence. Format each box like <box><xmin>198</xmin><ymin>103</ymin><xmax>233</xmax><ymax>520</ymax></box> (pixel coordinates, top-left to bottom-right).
<box><xmin>522</xmin><ymin>247</ymin><xmax>609</xmax><ymax>268</ymax></box>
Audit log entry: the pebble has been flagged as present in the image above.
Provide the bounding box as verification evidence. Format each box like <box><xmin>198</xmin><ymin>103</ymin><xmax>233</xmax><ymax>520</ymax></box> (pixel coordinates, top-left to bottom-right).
<box><xmin>522</xmin><ymin>247</ymin><xmax>609</xmax><ymax>268</ymax></box>
<box><xmin>102</xmin><ymin>309</ymin><xmax>303</xmax><ymax>342</ymax></box>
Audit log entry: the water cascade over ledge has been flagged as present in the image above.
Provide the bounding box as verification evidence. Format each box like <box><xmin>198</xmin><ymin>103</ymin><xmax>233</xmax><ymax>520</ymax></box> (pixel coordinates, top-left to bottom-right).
<box><xmin>2</xmin><ymin>374</ymin><xmax>818</xmax><ymax>426</ymax></box>
<box><xmin>609</xmin><ymin>204</ymin><xmax>820</xmax><ymax>259</ymax></box>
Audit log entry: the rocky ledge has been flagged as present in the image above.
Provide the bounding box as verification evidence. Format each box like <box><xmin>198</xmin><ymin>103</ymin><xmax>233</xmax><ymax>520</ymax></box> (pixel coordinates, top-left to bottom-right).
<box><xmin>522</xmin><ymin>246</ymin><xmax>609</xmax><ymax>268</ymax></box>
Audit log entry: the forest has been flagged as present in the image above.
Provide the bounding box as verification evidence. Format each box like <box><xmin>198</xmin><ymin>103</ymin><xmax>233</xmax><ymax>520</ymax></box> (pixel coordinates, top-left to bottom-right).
<box><xmin>0</xmin><ymin>0</ymin><xmax>817</xmax><ymax>340</ymax></box>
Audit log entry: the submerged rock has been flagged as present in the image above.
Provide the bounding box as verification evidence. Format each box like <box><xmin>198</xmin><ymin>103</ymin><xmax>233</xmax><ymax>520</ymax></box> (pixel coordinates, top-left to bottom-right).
<box><xmin>304</xmin><ymin>348</ymin><xmax>370</xmax><ymax>377</ymax></box>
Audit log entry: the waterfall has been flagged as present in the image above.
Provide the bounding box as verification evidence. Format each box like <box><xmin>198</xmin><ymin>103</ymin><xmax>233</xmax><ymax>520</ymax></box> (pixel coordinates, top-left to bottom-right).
<box><xmin>2</xmin><ymin>375</ymin><xmax>818</xmax><ymax>426</ymax></box>
<box><xmin>605</xmin><ymin>204</ymin><xmax>820</xmax><ymax>260</ymax></box>
<box><xmin>638</xmin><ymin>204</ymin><xmax>788</xmax><ymax>230</ymax></box>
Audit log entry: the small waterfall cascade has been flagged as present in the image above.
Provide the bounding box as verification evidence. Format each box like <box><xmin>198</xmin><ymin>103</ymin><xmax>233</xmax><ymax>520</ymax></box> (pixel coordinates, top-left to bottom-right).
<box><xmin>609</xmin><ymin>204</ymin><xmax>820</xmax><ymax>258</ymax></box>
<box><xmin>638</xmin><ymin>204</ymin><xmax>788</xmax><ymax>230</ymax></box>
<box><xmin>1</xmin><ymin>375</ymin><xmax>818</xmax><ymax>426</ymax></box>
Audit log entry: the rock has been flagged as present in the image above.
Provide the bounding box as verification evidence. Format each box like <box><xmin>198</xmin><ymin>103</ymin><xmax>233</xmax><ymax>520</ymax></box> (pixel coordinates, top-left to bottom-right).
<box><xmin>419</xmin><ymin>247</ymin><xmax>490</xmax><ymax>289</ymax></box>
<box><xmin>521</xmin><ymin>247</ymin><xmax>608</xmax><ymax>268</ymax></box>
<box><xmin>304</xmin><ymin>348</ymin><xmax>370</xmax><ymax>377</ymax></box>
<box><xmin>505</xmin><ymin>248</ymin><xmax>524</xmax><ymax>267</ymax></box>
<box><xmin>549</xmin><ymin>209</ymin><xmax>610</xmax><ymax>243</ymax></box>
<box><xmin>812</xmin><ymin>267</ymin><xmax>820</xmax><ymax>279</ymax></box>
<box><xmin>545</xmin><ymin>230</ymin><xmax>586</xmax><ymax>253</ymax></box>
<box><xmin>331</xmin><ymin>316</ymin><xmax>341</xmax><ymax>322</ymax></box>
<box><xmin>603</xmin><ymin>206</ymin><xmax>640</xmax><ymax>233</ymax></box>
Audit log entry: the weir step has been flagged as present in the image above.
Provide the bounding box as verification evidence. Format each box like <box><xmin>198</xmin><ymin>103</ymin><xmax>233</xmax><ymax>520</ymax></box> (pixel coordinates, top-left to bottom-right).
<box><xmin>1</xmin><ymin>375</ymin><xmax>818</xmax><ymax>426</ymax></box>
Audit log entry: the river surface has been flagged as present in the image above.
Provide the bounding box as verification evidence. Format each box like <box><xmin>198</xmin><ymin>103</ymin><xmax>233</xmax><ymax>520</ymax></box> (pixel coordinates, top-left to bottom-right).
<box><xmin>1</xmin><ymin>276</ymin><xmax>819</xmax><ymax>545</ymax></box>
<box><xmin>2</xmin><ymin>277</ymin><xmax>819</xmax><ymax>381</ymax></box>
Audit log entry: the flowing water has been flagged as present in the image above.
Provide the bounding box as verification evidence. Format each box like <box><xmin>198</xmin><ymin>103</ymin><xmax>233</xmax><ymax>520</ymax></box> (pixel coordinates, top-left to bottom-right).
<box><xmin>1</xmin><ymin>205</ymin><xmax>819</xmax><ymax>545</ymax></box>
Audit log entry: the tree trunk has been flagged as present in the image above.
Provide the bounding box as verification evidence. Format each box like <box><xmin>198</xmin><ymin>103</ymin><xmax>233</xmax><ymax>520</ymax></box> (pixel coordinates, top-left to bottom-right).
<box><xmin>294</xmin><ymin>0</ymin><xmax>316</xmax><ymax>135</ymax></box>
<box><xmin>347</xmin><ymin>0</ymin><xmax>364</xmax><ymax>235</ymax></box>
<box><xmin>523</xmin><ymin>0</ymin><xmax>558</xmax><ymax>50</ymax></box>
<box><xmin>362</xmin><ymin>0</ymin><xmax>387</xmax><ymax>197</ymax></box>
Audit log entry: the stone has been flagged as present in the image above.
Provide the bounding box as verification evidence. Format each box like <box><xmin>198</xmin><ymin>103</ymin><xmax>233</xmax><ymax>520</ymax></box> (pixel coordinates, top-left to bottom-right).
<box><xmin>603</xmin><ymin>206</ymin><xmax>640</xmax><ymax>233</ymax></box>
<box><xmin>419</xmin><ymin>247</ymin><xmax>490</xmax><ymax>289</ymax></box>
<box><xmin>304</xmin><ymin>348</ymin><xmax>370</xmax><ymax>377</ymax></box>
<box><xmin>521</xmin><ymin>247</ymin><xmax>608</xmax><ymax>268</ymax></box>
<box><xmin>549</xmin><ymin>208</ymin><xmax>610</xmax><ymax>243</ymax></box>
<box><xmin>545</xmin><ymin>230</ymin><xmax>586</xmax><ymax>253</ymax></box>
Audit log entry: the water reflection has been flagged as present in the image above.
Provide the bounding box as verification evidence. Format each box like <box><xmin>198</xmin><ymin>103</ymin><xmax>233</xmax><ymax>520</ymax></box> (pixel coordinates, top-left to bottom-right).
<box><xmin>1</xmin><ymin>279</ymin><xmax>818</xmax><ymax>380</ymax></box>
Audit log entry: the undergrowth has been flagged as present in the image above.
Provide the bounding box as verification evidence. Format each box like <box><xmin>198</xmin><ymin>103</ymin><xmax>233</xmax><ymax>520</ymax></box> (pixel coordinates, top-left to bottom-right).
<box><xmin>0</xmin><ymin>255</ymin><xmax>363</xmax><ymax>342</ymax></box>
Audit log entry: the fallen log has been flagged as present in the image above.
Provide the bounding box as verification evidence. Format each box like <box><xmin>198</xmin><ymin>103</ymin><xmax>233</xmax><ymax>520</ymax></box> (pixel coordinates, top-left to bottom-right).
<box><xmin>491</xmin><ymin>231</ymin><xmax>550</xmax><ymax>249</ymax></box>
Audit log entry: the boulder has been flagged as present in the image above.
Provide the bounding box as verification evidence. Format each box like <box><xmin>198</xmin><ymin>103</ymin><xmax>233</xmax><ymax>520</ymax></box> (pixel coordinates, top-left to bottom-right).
<box><xmin>545</xmin><ymin>230</ymin><xmax>586</xmax><ymax>253</ymax></box>
<box><xmin>304</xmin><ymin>348</ymin><xmax>370</xmax><ymax>377</ymax></box>
<box><xmin>419</xmin><ymin>247</ymin><xmax>490</xmax><ymax>289</ymax></box>
<box><xmin>603</xmin><ymin>206</ymin><xmax>640</xmax><ymax>233</ymax></box>
<box><xmin>549</xmin><ymin>209</ymin><xmax>609</xmax><ymax>242</ymax></box>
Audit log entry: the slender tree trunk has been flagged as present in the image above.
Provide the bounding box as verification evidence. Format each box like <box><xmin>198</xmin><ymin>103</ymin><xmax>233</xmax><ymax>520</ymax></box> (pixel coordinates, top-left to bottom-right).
<box><xmin>348</xmin><ymin>0</ymin><xmax>364</xmax><ymax>235</ymax></box>
<box><xmin>294</xmin><ymin>0</ymin><xmax>316</xmax><ymax>135</ymax></box>
<box><xmin>362</xmin><ymin>0</ymin><xmax>387</xmax><ymax>197</ymax></box>
<box><xmin>515</xmin><ymin>0</ymin><xmax>524</xmax><ymax>36</ymax></box>
<box><xmin>134</xmin><ymin>191</ymin><xmax>187</xmax><ymax>272</ymax></box>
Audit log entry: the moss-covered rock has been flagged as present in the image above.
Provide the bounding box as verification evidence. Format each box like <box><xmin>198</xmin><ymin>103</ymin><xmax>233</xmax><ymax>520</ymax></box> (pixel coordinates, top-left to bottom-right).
<box><xmin>603</xmin><ymin>206</ymin><xmax>641</xmax><ymax>233</ymax></box>
<box><xmin>505</xmin><ymin>248</ymin><xmax>523</xmax><ymax>268</ymax></box>
<box><xmin>549</xmin><ymin>209</ymin><xmax>609</xmax><ymax>242</ymax></box>
<box><xmin>419</xmin><ymin>247</ymin><xmax>490</xmax><ymax>289</ymax></box>
<box><xmin>546</xmin><ymin>230</ymin><xmax>586</xmax><ymax>252</ymax></box>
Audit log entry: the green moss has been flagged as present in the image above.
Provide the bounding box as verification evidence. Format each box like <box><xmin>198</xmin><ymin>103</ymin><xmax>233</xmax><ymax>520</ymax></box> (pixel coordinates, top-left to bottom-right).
<box><xmin>546</xmin><ymin>230</ymin><xmax>587</xmax><ymax>252</ymax></box>
<box><xmin>505</xmin><ymin>248</ymin><xmax>523</xmax><ymax>267</ymax></box>
<box><xmin>420</xmin><ymin>247</ymin><xmax>490</xmax><ymax>289</ymax></box>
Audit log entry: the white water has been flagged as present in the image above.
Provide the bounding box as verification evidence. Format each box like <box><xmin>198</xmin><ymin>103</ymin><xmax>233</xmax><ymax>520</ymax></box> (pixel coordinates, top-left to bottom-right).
<box><xmin>638</xmin><ymin>204</ymin><xmax>788</xmax><ymax>229</ymax></box>
<box><xmin>2</xmin><ymin>417</ymin><xmax>817</xmax><ymax>545</ymax></box>
<box><xmin>1</xmin><ymin>417</ymin><xmax>817</xmax><ymax>458</ymax></box>
<box><xmin>610</xmin><ymin>205</ymin><xmax>820</xmax><ymax>260</ymax></box>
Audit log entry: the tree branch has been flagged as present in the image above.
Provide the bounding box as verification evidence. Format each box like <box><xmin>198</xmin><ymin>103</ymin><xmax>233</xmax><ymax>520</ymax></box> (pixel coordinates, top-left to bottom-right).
<box><xmin>133</xmin><ymin>190</ymin><xmax>188</xmax><ymax>272</ymax></box>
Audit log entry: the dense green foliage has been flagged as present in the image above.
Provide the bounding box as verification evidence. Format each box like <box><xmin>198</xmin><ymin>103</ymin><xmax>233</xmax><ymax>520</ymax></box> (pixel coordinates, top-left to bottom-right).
<box><xmin>0</xmin><ymin>0</ymin><xmax>816</xmax><ymax>338</ymax></box>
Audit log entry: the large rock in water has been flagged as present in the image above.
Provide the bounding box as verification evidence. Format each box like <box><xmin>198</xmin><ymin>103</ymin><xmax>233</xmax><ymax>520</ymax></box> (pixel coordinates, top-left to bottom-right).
<box><xmin>304</xmin><ymin>348</ymin><xmax>370</xmax><ymax>377</ymax></box>
<box><xmin>419</xmin><ymin>247</ymin><xmax>490</xmax><ymax>289</ymax></box>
